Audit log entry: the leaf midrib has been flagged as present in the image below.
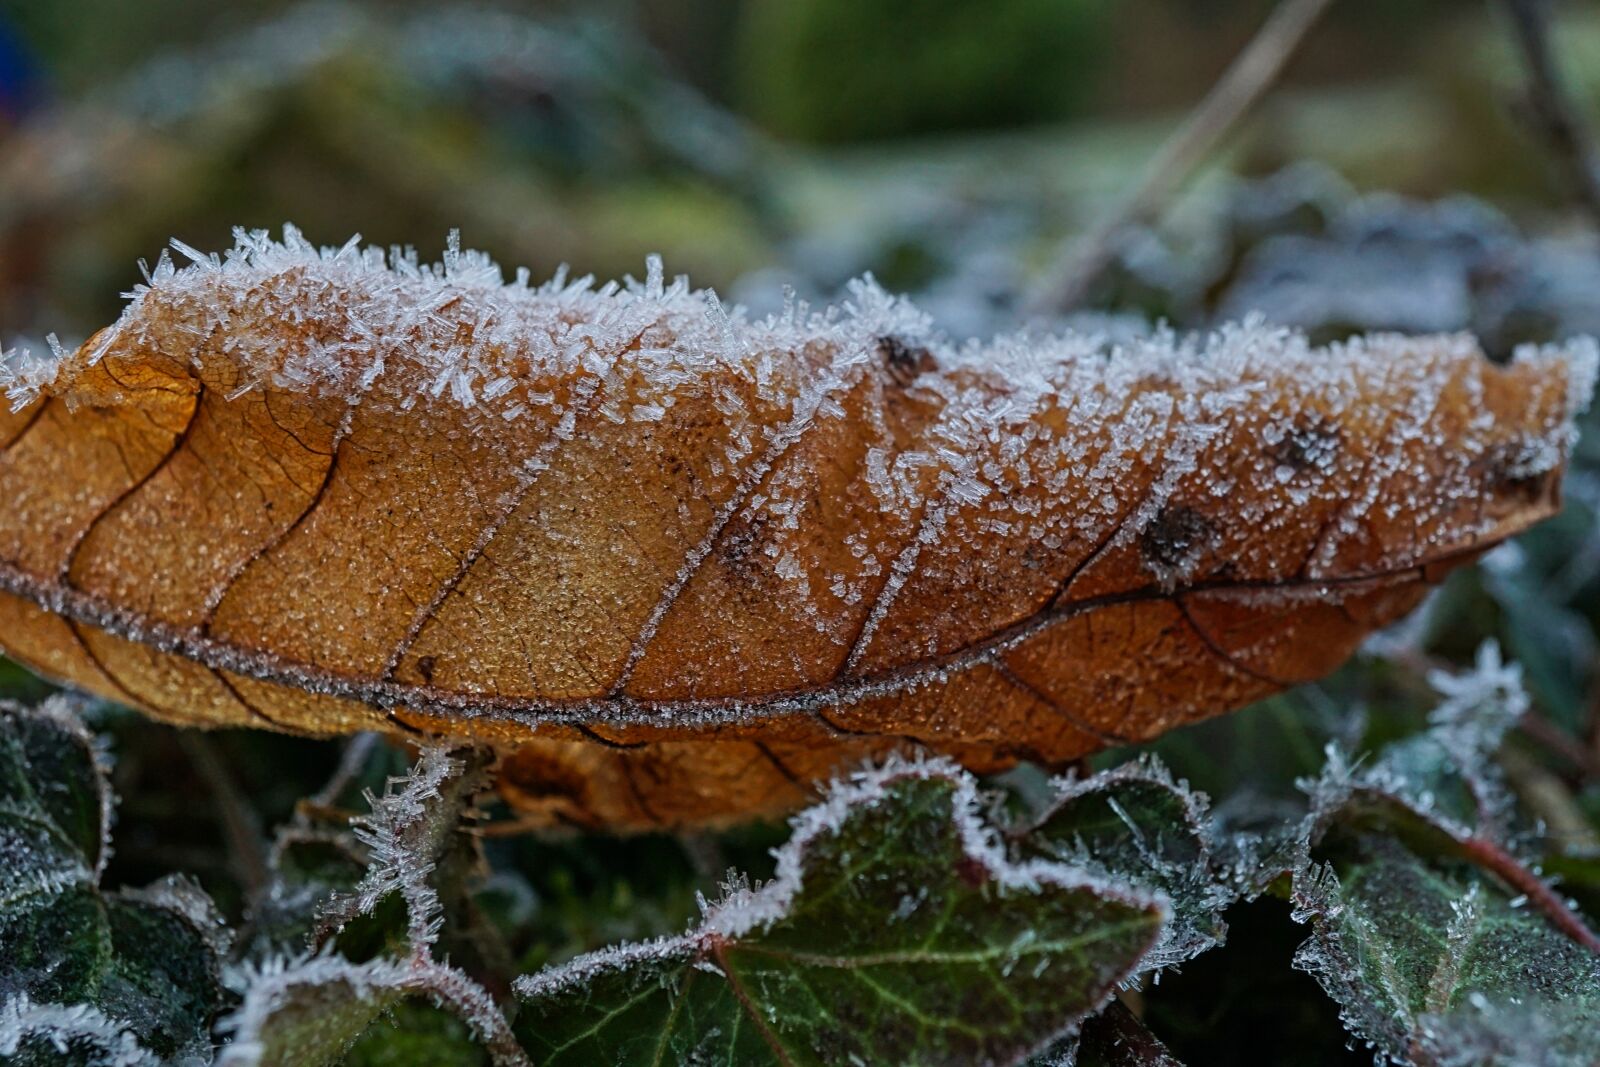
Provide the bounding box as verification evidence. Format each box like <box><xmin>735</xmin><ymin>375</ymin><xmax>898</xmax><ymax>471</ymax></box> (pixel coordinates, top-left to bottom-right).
<box><xmin>0</xmin><ymin>547</ymin><xmax>1480</xmax><ymax>730</ymax></box>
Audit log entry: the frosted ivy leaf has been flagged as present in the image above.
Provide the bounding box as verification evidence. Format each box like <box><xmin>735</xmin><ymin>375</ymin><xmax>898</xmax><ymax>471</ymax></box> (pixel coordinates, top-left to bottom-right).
<box><xmin>1289</xmin><ymin>649</ymin><xmax>1600</xmax><ymax>1066</ymax></box>
<box><xmin>1024</xmin><ymin>754</ymin><xmax>1232</xmax><ymax>976</ymax></box>
<box><xmin>1293</xmin><ymin>837</ymin><xmax>1600</xmax><ymax>1067</ymax></box>
<box><xmin>0</xmin><ymin>698</ymin><xmax>228</xmax><ymax>1064</ymax></box>
<box><xmin>514</xmin><ymin>757</ymin><xmax>1165</xmax><ymax>1065</ymax></box>
<box><xmin>218</xmin><ymin>952</ymin><xmax>527</xmax><ymax>1067</ymax></box>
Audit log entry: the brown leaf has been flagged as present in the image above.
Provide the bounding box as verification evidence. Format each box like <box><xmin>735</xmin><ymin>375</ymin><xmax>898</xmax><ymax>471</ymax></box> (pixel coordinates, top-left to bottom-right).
<box><xmin>0</xmin><ymin>232</ymin><xmax>1593</xmax><ymax>828</ymax></box>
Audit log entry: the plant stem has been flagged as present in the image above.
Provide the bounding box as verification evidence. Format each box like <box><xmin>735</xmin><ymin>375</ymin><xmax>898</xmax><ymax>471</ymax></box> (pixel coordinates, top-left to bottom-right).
<box><xmin>1026</xmin><ymin>0</ymin><xmax>1337</xmax><ymax>315</ymax></box>
<box><xmin>1460</xmin><ymin>833</ymin><xmax>1600</xmax><ymax>955</ymax></box>
<box><xmin>178</xmin><ymin>730</ymin><xmax>269</xmax><ymax>894</ymax></box>
<box><xmin>1501</xmin><ymin>0</ymin><xmax>1600</xmax><ymax>221</ymax></box>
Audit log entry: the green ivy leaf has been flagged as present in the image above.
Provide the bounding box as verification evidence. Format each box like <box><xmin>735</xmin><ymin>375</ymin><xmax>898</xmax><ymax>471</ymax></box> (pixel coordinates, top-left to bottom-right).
<box><xmin>514</xmin><ymin>759</ymin><xmax>1166</xmax><ymax>1066</ymax></box>
<box><xmin>1294</xmin><ymin>826</ymin><xmax>1600</xmax><ymax>1066</ymax></box>
<box><xmin>218</xmin><ymin>747</ymin><xmax>527</xmax><ymax>1067</ymax></box>
<box><xmin>1072</xmin><ymin>1001</ymin><xmax>1184</xmax><ymax>1066</ymax></box>
<box><xmin>341</xmin><ymin>999</ymin><xmax>493</xmax><ymax>1067</ymax></box>
<box><xmin>217</xmin><ymin>955</ymin><xmax>408</xmax><ymax>1067</ymax></box>
<box><xmin>1291</xmin><ymin>651</ymin><xmax>1600</xmax><ymax>1066</ymax></box>
<box><xmin>0</xmin><ymin>698</ymin><xmax>229</xmax><ymax>1064</ymax></box>
<box><xmin>217</xmin><ymin>951</ymin><xmax>527</xmax><ymax>1067</ymax></box>
<box><xmin>1025</xmin><ymin>755</ymin><xmax>1230</xmax><ymax>973</ymax></box>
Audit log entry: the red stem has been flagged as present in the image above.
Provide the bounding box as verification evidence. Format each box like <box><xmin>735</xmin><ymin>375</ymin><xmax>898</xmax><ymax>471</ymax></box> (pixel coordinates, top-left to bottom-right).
<box><xmin>1459</xmin><ymin>834</ymin><xmax>1600</xmax><ymax>955</ymax></box>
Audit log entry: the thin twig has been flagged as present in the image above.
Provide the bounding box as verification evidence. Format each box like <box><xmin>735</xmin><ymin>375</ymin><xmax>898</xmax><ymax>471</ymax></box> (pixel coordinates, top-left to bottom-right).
<box><xmin>309</xmin><ymin>730</ymin><xmax>383</xmax><ymax>809</ymax></box>
<box><xmin>1501</xmin><ymin>0</ymin><xmax>1600</xmax><ymax>221</ymax></box>
<box><xmin>1026</xmin><ymin>0</ymin><xmax>1338</xmax><ymax>315</ymax></box>
<box><xmin>177</xmin><ymin>730</ymin><xmax>270</xmax><ymax>893</ymax></box>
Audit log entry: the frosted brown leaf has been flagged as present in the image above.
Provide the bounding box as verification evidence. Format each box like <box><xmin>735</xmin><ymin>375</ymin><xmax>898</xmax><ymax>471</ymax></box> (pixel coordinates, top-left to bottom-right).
<box><xmin>0</xmin><ymin>229</ymin><xmax>1593</xmax><ymax>828</ymax></box>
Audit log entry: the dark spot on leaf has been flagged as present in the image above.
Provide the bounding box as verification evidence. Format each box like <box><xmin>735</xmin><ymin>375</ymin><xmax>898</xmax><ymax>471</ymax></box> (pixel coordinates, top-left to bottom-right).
<box><xmin>718</xmin><ymin>511</ymin><xmax>771</xmax><ymax>582</ymax></box>
<box><xmin>1139</xmin><ymin>505</ymin><xmax>1214</xmax><ymax>570</ymax></box>
<box><xmin>416</xmin><ymin>656</ymin><xmax>437</xmax><ymax>684</ymax></box>
<box><xmin>877</xmin><ymin>335</ymin><xmax>936</xmax><ymax>388</ymax></box>
<box><xmin>1267</xmin><ymin>417</ymin><xmax>1341</xmax><ymax>473</ymax></box>
<box><xmin>1479</xmin><ymin>439</ymin><xmax>1555</xmax><ymax>504</ymax></box>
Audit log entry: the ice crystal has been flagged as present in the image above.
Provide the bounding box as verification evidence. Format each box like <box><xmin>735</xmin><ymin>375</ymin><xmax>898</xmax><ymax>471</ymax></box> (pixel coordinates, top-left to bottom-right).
<box><xmin>1426</xmin><ymin>640</ymin><xmax>1529</xmax><ymax>757</ymax></box>
<box><xmin>332</xmin><ymin>744</ymin><xmax>485</xmax><ymax>953</ymax></box>
<box><xmin>0</xmin><ymin>995</ymin><xmax>158</xmax><ymax>1067</ymax></box>
<box><xmin>1299</xmin><ymin>644</ymin><xmax>1532</xmax><ymax>849</ymax></box>
<box><xmin>517</xmin><ymin>754</ymin><xmax>1164</xmax><ymax>1000</ymax></box>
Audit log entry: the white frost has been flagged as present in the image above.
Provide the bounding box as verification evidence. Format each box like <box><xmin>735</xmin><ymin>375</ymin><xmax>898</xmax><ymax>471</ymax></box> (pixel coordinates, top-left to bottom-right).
<box><xmin>0</xmin><ymin>994</ymin><xmax>159</xmax><ymax>1067</ymax></box>
<box><xmin>514</xmin><ymin>754</ymin><xmax>1166</xmax><ymax>1000</ymax></box>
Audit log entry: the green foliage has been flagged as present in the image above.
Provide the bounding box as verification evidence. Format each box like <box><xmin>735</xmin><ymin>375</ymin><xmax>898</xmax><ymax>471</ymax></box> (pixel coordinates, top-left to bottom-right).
<box><xmin>1070</xmin><ymin>1002</ymin><xmax>1182</xmax><ymax>1066</ymax></box>
<box><xmin>6</xmin><ymin>632</ymin><xmax>1600</xmax><ymax>1066</ymax></box>
<box><xmin>515</xmin><ymin>762</ymin><xmax>1163</xmax><ymax>1065</ymax></box>
<box><xmin>1297</xmin><ymin>833</ymin><xmax>1600</xmax><ymax>1066</ymax></box>
<box><xmin>735</xmin><ymin>0</ymin><xmax>1110</xmax><ymax>143</ymax></box>
<box><xmin>1026</xmin><ymin>755</ymin><xmax>1230</xmax><ymax>974</ymax></box>
<box><xmin>341</xmin><ymin>1001</ymin><xmax>491</xmax><ymax>1067</ymax></box>
<box><xmin>0</xmin><ymin>697</ymin><xmax>229</xmax><ymax>1065</ymax></box>
<box><xmin>1290</xmin><ymin>665</ymin><xmax>1600</xmax><ymax>1066</ymax></box>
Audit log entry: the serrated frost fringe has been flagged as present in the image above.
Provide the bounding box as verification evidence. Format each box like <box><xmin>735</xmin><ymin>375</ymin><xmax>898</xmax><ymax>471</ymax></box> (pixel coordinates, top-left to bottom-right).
<box><xmin>10</xmin><ymin>231</ymin><xmax>1595</xmax><ymax>474</ymax></box>
<box><xmin>217</xmin><ymin>949</ymin><xmax>529</xmax><ymax>1067</ymax></box>
<box><xmin>514</xmin><ymin>753</ymin><xmax>1167</xmax><ymax>1001</ymax></box>
<box><xmin>343</xmin><ymin>743</ymin><xmax>462</xmax><ymax>952</ymax></box>
<box><xmin>0</xmin><ymin>994</ymin><xmax>159</xmax><ymax>1067</ymax></box>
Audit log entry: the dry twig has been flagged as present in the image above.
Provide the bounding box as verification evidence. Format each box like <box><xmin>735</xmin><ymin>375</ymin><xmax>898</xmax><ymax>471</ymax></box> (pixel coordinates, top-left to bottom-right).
<box><xmin>178</xmin><ymin>730</ymin><xmax>270</xmax><ymax>893</ymax></box>
<box><xmin>1026</xmin><ymin>0</ymin><xmax>1337</xmax><ymax>315</ymax></box>
<box><xmin>1501</xmin><ymin>0</ymin><xmax>1600</xmax><ymax>221</ymax></box>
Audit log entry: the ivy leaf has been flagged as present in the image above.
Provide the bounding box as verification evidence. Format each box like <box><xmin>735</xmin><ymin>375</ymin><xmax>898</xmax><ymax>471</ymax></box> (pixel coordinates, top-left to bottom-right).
<box><xmin>1025</xmin><ymin>755</ymin><xmax>1231</xmax><ymax>974</ymax></box>
<box><xmin>1072</xmin><ymin>1002</ymin><xmax>1184</xmax><ymax>1066</ymax></box>
<box><xmin>1293</xmin><ymin>830</ymin><xmax>1600</xmax><ymax>1066</ymax></box>
<box><xmin>341</xmin><ymin>1000</ymin><xmax>495</xmax><ymax>1067</ymax></box>
<box><xmin>216</xmin><ymin>954</ymin><xmax>524</xmax><ymax>1067</ymax></box>
<box><xmin>217</xmin><ymin>745</ymin><xmax>525</xmax><ymax>1067</ymax></box>
<box><xmin>0</xmin><ymin>697</ymin><xmax>229</xmax><ymax>1064</ymax></box>
<box><xmin>1290</xmin><ymin>648</ymin><xmax>1600</xmax><ymax>1065</ymax></box>
<box><xmin>513</xmin><ymin>758</ymin><xmax>1166</xmax><ymax>1066</ymax></box>
<box><xmin>1026</xmin><ymin>1000</ymin><xmax>1184</xmax><ymax>1066</ymax></box>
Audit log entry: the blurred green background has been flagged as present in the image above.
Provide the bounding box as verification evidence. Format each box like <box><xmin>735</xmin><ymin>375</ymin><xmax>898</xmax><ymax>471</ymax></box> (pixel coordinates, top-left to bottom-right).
<box><xmin>2</xmin><ymin>0</ymin><xmax>1597</xmax><ymax>341</ymax></box>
